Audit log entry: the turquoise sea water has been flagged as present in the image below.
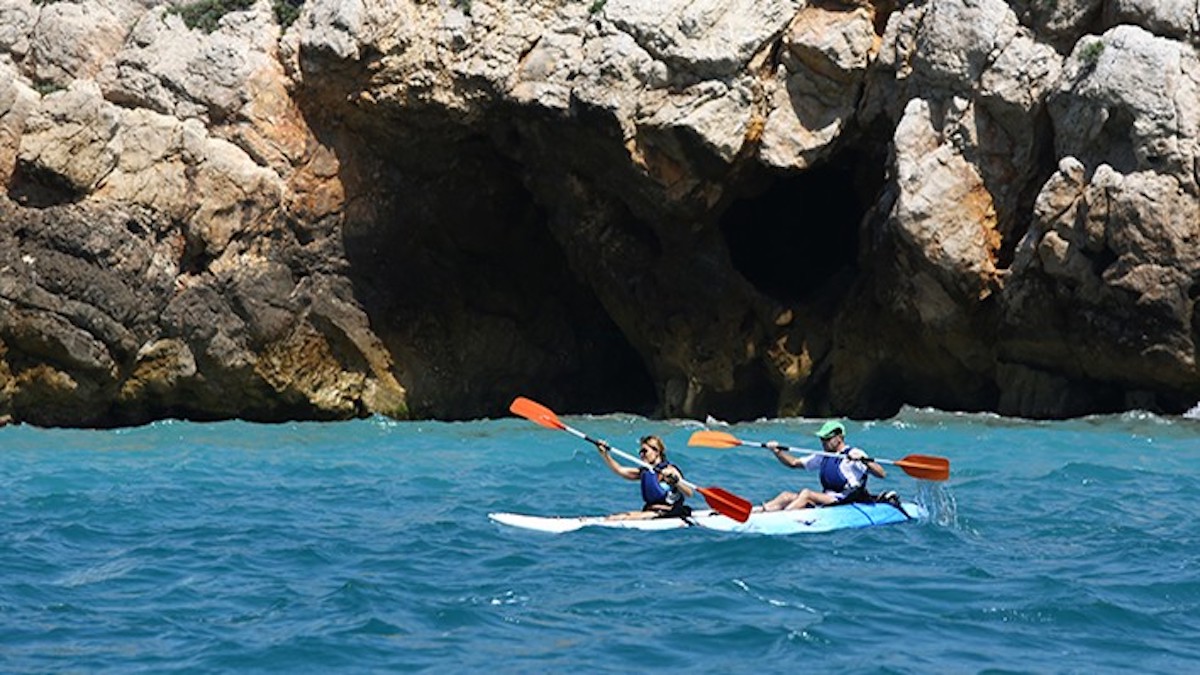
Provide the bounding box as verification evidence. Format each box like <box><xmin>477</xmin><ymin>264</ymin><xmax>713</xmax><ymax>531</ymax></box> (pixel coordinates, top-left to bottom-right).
<box><xmin>2</xmin><ymin>409</ymin><xmax>1198</xmax><ymax>673</ymax></box>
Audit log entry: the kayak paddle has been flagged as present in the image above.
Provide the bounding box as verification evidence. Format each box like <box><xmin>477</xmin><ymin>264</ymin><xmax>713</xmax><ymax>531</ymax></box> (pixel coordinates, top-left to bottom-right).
<box><xmin>687</xmin><ymin>429</ymin><xmax>951</xmax><ymax>482</ymax></box>
<box><xmin>510</xmin><ymin>397</ymin><xmax>753</xmax><ymax>522</ymax></box>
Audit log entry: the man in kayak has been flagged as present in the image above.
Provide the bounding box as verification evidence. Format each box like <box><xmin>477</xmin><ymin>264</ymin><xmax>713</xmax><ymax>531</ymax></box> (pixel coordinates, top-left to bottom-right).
<box><xmin>760</xmin><ymin>421</ymin><xmax>888</xmax><ymax>511</ymax></box>
<box><xmin>596</xmin><ymin>435</ymin><xmax>694</xmax><ymax>519</ymax></box>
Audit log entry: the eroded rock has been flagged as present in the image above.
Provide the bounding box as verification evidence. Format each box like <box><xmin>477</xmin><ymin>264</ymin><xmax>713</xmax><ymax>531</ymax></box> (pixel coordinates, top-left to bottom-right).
<box><xmin>0</xmin><ymin>0</ymin><xmax>1194</xmax><ymax>425</ymax></box>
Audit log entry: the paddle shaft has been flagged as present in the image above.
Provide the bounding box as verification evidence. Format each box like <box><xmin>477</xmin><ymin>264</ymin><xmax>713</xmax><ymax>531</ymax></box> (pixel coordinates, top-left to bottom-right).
<box><xmin>558</xmin><ymin>424</ymin><xmax>702</xmax><ymax>494</ymax></box>
<box><xmin>686</xmin><ymin>429</ymin><xmax>948</xmax><ymax>482</ymax></box>
<box><xmin>764</xmin><ymin>443</ymin><xmax>952</xmax><ymax>482</ymax></box>
<box><xmin>747</xmin><ymin>440</ymin><xmax>886</xmax><ymax>466</ymax></box>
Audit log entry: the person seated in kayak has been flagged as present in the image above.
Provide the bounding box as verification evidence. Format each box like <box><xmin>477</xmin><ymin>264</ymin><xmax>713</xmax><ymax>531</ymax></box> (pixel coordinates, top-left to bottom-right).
<box><xmin>596</xmin><ymin>435</ymin><xmax>694</xmax><ymax>519</ymax></box>
<box><xmin>760</xmin><ymin>421</ymin><xmax>887</xmax><ymax>511</ymax></box>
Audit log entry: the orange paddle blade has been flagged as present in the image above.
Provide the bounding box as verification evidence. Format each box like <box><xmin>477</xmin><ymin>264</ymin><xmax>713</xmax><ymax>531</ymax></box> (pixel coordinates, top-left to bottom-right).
<box><xmin>697</xmin><ymin>486</ymin><xmax>752</xmax><ymax>522</ymax></box>
<box><xmin>509</xmin><ymin>397</ymin><xmax>566</xmax><ymax>431</ymax></box>
<box><xmin>687</xmin><ymin>430</ymin><xmax>742</xmax><ymax>448</ymax></box>
<box><xmin>895</xmin><ymin>454</ymin><xmax>950</xmax><ymax>481</ymax></box>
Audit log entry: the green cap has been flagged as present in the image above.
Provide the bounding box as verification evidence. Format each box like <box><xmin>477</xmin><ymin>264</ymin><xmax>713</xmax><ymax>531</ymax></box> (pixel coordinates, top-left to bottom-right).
<box><xmin>815</xmin><ymin>421</ymin><xmax>845</xmax><ymax>439</ymax></box>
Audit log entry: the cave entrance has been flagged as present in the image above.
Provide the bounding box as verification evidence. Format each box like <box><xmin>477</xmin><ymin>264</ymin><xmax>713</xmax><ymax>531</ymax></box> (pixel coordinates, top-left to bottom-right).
<box><xmin>719</xmin><ymin>153</ymin><xmax>880</xmax><ymax>305</ymax></box>
<box><xmin>340</xmin><ymin>136</ymin><xmax>657</xmax><ymax>420</ymax></box>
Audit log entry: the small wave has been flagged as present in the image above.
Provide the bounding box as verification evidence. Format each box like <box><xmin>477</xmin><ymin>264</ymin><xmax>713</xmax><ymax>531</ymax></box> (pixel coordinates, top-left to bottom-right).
<box><xmin>485</xmin><ymin>590</ymin><xmax>528</xmax><ymax>606</ymax></box>
<box><xmin>338</xmin><ymin>616</ymin><xmax>405</xmax><ymax>637</ymax></box>
<box><xmin>730</xmin><ymin>578</ymin><xmax>819</xmax><ymax>614</ymax></box>
<box><xmin>57</xmin><ymin>558</ymin><xmax>138</xmax><ymax>588</ymax></box>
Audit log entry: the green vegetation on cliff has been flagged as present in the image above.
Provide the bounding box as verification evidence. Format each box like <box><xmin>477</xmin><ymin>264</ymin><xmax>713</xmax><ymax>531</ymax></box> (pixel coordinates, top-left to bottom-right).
<box><xmin>170</xmin><ymin>0</ymin><xmax>305</xmax><ymax>32</ymax></box>
<box><xmin>171</xmin><ymin>0</ymin><xmax>254</xmax><ymax>33</ymax></box>
<box><xmin>273</xmin><ymin>0</ymin><xmax>304</xmax><ymax>28</ymax></box>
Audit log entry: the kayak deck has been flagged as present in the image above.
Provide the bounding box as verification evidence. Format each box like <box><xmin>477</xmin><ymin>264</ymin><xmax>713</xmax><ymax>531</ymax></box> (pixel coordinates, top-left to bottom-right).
<box><xmin>490</xmin><ymin>502</ymin><xmax>925</xmax><ymax>535</ymax></box>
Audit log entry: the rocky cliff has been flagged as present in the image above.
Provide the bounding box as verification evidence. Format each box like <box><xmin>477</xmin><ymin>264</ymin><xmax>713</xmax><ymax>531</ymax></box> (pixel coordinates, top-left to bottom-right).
<box><xmin>0</xmin><ymin>0</ymin><xmax>1196</xmax><ymax>426</ymax></box>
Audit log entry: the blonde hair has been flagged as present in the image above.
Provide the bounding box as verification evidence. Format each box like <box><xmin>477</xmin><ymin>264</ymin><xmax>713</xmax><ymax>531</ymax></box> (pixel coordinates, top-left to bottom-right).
<box><xmin>639</xmin><ymin>435</ymin><xmax>666</xmax><ymax>457</ymax></box>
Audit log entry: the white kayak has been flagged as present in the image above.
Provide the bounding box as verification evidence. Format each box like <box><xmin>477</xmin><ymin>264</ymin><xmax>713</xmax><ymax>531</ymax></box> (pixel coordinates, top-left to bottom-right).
<box><xmin>490</xmin><ymin>501</ymin><xmax>925</xmax><ymax>535</ymax></box>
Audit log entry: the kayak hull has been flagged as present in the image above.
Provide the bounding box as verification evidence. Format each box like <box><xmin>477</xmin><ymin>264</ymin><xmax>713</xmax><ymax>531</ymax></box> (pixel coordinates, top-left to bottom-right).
<box><xmin>489</xmin><ymin>502</ymin><xmax>925</xmax><ymax>535</ymax></box>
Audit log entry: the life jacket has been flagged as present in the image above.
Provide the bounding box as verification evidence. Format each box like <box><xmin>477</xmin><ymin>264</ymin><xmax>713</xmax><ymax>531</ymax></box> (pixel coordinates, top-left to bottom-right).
<box><xmin>818</xmin><ymin>448</ymin><xmax>868</xmax><ymax>495</ymax></box>
<box><xmin>639</xmin><ymin>461</ymin><xmax>682</xmax><ymax>505</ymax></box>
<box><xmin>818</xmin><ymin>455</ymin><xmax>849</xmax><ymax>492</ymax></box>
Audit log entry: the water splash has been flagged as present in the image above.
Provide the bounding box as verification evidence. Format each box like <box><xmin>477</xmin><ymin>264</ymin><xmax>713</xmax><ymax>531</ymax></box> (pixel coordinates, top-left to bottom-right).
<box><xmin>915</xmin><ymin>481</ymin><xmax>959</xmax><ymax>528</ymax></box>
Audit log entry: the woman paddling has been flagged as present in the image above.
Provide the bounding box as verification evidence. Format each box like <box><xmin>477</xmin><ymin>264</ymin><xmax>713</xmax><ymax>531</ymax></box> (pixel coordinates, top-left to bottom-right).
<box><xmin>596</xmin><ymin>435</ymin><xmax>694</xmax><ymax>519</ymax></box>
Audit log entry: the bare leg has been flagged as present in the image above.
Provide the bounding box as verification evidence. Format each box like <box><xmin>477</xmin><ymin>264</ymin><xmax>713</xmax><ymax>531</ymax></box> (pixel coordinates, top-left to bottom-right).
<box><xmin>782</xmin><ymin>489</ymin><xmax>817</xmax><ymax>510</ymax></box>
<box><xmin>783</xmin><ymin>489</ymin><xmax>839</xmax><ymax>510</ymax></box>
<box><xmin>760</xmin><ymin>491</ymin><xmax>799</xmax><ymax>512</ymax></box>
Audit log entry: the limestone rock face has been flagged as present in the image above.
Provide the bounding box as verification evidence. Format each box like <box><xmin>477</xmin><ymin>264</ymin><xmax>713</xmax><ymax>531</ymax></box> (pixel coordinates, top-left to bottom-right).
<box><xmin>1000</xmin><ymin>25</ymin><xmax>1200</xmax><ymax>415</ymax></box>
<box><xmin>0</xmin><ymin>0</ymin><xmax>1195</xmax><ymax>425</ymax></box>
<box><xmin>0</xmin><ymin>0</ymin><xmax>405</xmax><ymax>426</ymax></box>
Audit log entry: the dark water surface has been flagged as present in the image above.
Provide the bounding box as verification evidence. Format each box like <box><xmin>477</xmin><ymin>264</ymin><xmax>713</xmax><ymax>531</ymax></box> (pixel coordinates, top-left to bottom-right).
<box><xmin>1</xmin><ymin>410</ymin><xmax>1197</xmax><ymax>672</ymax></box>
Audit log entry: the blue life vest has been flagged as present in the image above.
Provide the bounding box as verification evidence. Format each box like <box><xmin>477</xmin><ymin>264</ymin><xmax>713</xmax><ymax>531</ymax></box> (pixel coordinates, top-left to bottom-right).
<box><xmin>818</xmin><ymin>455</ymin><xmax>849</xmax><ymax>492</ymax></box>
<box><xmin>639</xmin><ymin>462</ymin><xmax>678</xmax><ymax>505</ymax></box>
<box><xmin>818</xmin><ymin>448</ymin><xmax>871</xmax><ymax>498</ymax></box>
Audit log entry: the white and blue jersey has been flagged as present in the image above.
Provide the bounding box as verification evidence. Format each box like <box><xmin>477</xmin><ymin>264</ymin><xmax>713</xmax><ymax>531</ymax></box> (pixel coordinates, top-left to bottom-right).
<box><xmin>795</xmin><ymin>448</ymin><xmax>870</xmax><ymax>500</ymax></box>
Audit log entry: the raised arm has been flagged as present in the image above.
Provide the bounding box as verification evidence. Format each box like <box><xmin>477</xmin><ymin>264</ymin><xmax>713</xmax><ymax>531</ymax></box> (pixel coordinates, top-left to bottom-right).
<box><xmin>596</xmin><ymin>442</ymin><xmax>640</xmax><ymax>481</ymax></box>
<box><xmin>847</xmin><ymin>448</ymin><xmax>887</xmax><ymax>478</ymax></box>
<box><xmin>767</xmin><ymin>441</ymin><xmax>808</xmax><ymax>469</ymax></box>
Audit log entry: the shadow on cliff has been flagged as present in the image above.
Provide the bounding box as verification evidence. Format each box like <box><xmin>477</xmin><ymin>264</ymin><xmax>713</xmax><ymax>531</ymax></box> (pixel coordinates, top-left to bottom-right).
<box><xmin>292</xmin><ymin>94</ymin><xmax>657</xmax><ymax>420</ymax></box>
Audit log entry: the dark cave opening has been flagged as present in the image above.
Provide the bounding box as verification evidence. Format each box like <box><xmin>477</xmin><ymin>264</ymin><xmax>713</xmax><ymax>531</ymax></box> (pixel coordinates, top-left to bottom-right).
<box><xmin>339</xmin><ymin>138</ymin><xmax>657</xmax><ymax>420</ymax></box>
<box><xmin>719</xmin><ymin>156</ymin><xmax>880</xmax><ymax>306</ymax></box>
